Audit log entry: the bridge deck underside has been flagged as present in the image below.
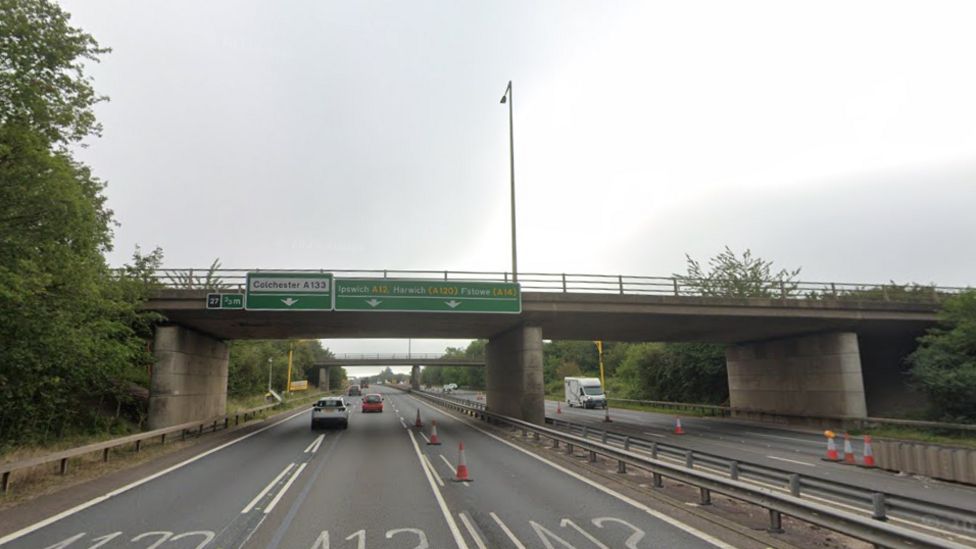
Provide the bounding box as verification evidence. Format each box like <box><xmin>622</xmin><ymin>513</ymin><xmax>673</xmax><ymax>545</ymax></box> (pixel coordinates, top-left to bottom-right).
<box><xmin>149</xmin><ymin>291</ymin><xmax>937</xmax><ymax>343</ymax></box>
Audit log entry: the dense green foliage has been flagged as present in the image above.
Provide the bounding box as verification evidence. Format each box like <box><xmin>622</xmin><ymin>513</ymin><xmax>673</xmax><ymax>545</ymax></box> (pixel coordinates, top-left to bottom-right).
<box><xmin>908</xmin><ymin>290</ymin><xmax>976</xmax><ymax>421</ymax></box>
<box><xmin>613</xmin><ymin>343</ymin><xmax>728</xmax><ymax>404</ymax></box>
<box><xmin>676</xmin><ymin>246</ymin><xmax>801</xmax><ymax>297</ymax></box>
<box><xmin>0</xmin><ymin>1</ymin><xmax>162</xmax><ymax>447</ymax></box>
<box><xmin>227</xmin><ymin>340</ymin><xmax>342</xmax><ymax>396</ymax></box>
<box><xmin>420</xmin><ymin>340</ymin><xmax>486</xmax><ymax>388</ymax></box>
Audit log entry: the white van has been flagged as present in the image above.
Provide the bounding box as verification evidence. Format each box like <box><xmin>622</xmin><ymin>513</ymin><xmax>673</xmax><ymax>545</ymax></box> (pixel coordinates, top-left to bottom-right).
<box><xmin>564</xmin><ymin>377</ymin><xmax>607</xmax><ymax>409</ymax></box>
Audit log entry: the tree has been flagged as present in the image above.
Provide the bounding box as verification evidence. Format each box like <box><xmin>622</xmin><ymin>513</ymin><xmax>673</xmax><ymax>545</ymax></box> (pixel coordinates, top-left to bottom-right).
<box><xmin>908</xmin><ymin>290</ymin><xmax>976</xmax><ymax>421</ymax></box>
<box><xmin>676</xmin><ymin>246</ymin><xmax>802</xmax><ymax>298</ymax></box>
<box><xmin>614</xmin><ymin>342</ymin><xmax>727</xmax><ymax>404</ymax></box>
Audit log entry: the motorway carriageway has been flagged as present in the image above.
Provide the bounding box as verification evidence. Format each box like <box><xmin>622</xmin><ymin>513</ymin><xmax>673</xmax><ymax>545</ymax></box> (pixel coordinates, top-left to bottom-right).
<box><xmin>0</xmin><ymin>386</ymin><xmax>773</xmax><ymax>549</ymax></box>
<box><xmin>523</xmin><ymin>395</ymin><xmax>976</xmax><ymax>515</ymax></box>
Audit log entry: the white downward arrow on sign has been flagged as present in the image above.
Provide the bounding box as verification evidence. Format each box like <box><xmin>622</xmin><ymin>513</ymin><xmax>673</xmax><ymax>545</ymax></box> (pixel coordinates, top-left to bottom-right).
<box><xmin>366</xmin><ymin>299</ymin><xmax>382</xmax><ymax>307</ymax></box>
<box><xmin>281</xmin><ymin>298</ymin><xmax>299</xmax><ymax>306</ymax></box>
<box><xmin>445</xmin><ymin>300</ymin><xmax>461</xmax><ymax>309</ymax></box>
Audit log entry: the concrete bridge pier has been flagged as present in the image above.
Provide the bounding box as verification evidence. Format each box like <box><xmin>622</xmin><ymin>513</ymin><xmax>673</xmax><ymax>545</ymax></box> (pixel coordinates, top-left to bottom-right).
<box><xmin>148</xmin><ymin>325</ymin><xmax>229</xmax><ymax>430</ymax></box>
<box><xmin>485</xmin><ymin>324</ymin><xmax>545</xmax><ymax>425</ymax></box>
<box><xmin>726</xmin><ymin>332</ymin><xmax>868</xmax><ymax>420</ymax></box>
<box><xmin>318</xmin><ymin>366</ymin><xmax>331</xmax><ymax>391</ymax></box>
<box><xmin>410</xmin><ymin>365</ymin><xmax>420</xmax><ymax>390</ymax></box>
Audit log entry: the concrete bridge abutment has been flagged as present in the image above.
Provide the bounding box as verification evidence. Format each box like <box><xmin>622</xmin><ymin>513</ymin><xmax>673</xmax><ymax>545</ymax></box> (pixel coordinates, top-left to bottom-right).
<box><xmin>485</xmin><ymin>324</ymin><xmax>545</xmax><ymax>425</ymax></box>
<box><xmin>318</xmin><ymin>366</ymin><xmax>331</xmax><ymax>391</ymax></box>
<box><xmin>148</xmin><ymin>325</ymin><xmax>229</xmax><ymax>430</ymax></box>
<box><xmin>410</xmin><ymin>365</ymin><xmax>421</xmax><ymax>390</ymax></box>
<box><xmin>726</xmin><ymin>332</ymin><xmax>868</xmax><ymax>420</ymax></box>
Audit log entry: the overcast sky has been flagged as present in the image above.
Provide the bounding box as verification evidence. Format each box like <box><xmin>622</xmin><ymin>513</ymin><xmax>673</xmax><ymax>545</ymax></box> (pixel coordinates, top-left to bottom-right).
<box><xmin>59</xmin><ymin>1</ymin><xmax>976</xmax><ymax>372</ymax></box>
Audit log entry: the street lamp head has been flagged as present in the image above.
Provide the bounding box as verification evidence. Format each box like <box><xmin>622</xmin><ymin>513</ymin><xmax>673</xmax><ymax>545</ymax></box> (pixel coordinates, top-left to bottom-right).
<box><xmin>500</xmin><ymin>95</ymin><xmax>507</xmax><ymax>104</ymax></box>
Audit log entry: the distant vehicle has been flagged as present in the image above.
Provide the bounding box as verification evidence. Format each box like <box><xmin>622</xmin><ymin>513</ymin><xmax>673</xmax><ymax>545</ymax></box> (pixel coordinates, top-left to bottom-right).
<box><xmin>443</xmin><ymin>383</ymin><xmax>458</xmax><ymax>393</ymax></box>
<box><xmin>361</xmin><ymin>394</ymin><xmax>383</xmax><ymax>413</ymax></box>
<box><xmin>361</xmin><ymin>381</ymin><xmax>369</xmax><ymax>389</ymax></box>
<box><xmin>347</xmin><ymin>384</ymin><xmax>362</xmax><ymax>397</ymax></box>
<box><xmin>311</xmin><ymin>397</ymin><xmax>349</xmax><ymax>429</ymax></box>
<box><xmin>564</xmin><ymin>377</ymin><xmax>606</xmax><ymax>409</ymax></box>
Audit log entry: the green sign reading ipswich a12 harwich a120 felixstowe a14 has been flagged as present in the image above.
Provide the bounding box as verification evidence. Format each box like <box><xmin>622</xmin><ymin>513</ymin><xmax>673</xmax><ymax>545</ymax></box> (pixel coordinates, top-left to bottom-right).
<box><xmin>334</xmin><ymin>278</ymin><xmax>521</xmax><ymax>313</ymax></box>
<box><xmin>245</xmin><ymin>272</ymin><xmax>333</xmax><ymax>311</ymax></box>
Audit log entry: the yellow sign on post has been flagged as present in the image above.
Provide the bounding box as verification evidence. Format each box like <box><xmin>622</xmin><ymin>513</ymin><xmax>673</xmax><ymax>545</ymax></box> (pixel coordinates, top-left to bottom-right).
<box><xmin>289</xmin><ymin>380</ymin><xmax>309</xmax><ymax>391</ymax></box>
<box><xmin>594</xmin><ymin>340</ymin><xmax>605</xmax><ymax>389</ymax></box>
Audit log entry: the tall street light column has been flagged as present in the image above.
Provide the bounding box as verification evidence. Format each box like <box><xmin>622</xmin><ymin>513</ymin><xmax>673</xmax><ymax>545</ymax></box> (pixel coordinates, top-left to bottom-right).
<box><xmin>500</xmin><ymin>81</ymin><xmax>517</xmax><ymax>284</ymax></box>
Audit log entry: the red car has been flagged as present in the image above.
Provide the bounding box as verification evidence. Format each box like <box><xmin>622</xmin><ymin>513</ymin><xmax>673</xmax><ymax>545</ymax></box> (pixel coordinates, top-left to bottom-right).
<box><xmin>361</xmin><ymin>394</ymin><xmax>383</xmax><ymax>413</ymax></box>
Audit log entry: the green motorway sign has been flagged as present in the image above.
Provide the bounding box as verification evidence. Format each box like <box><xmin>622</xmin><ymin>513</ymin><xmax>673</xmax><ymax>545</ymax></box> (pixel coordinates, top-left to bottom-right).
<box><xmin>335</xmin><ymin>278</ymin><xmax>521</xmax><ymax>313</ymax></box>
<box><xmin>206</xmin><ymin>293</ymin><xmax>244</xmax><ymax>309</ymax></box>
<box><xmin>245</xmin><ymin>272</ymin><xmax>333</xmax><ymax>311</ymax></box>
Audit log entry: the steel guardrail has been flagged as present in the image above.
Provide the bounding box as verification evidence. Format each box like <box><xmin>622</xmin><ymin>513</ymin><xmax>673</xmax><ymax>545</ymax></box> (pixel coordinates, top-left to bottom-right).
<box><xmin>144</xmin><ymin>267</ymin><xmax>970</xmax><ymax>303</ymax></box>
<box><xmin>0</xmin><ymin>392</ymin><xmax>326</xmax><ymax>495</ymax></box>
<box><xmin>411</xmin><ymin>390</ymin><xmax>974</xmax><ymax>548</ymax></box>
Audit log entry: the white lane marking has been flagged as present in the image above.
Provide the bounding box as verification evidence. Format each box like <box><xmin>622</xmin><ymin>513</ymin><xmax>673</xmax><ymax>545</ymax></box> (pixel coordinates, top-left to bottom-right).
<box><xmin>642</xmin><ymin>432</ymin><xmax>667</xmax><ymax>438</ymax></box>
<box><xmin>420</xmin><ymin>432</ymin><xmax>431</xmax><ymax>443</ymax></box>
<box><xmin>304</xmin><ymin>434</ymin><xmax>325</xmax><ymax>454</ymax></box>
<box><xmin>422</xmin><ymin>454</ymin><xmax>446</xmax><ymax>487</ymax></box>
<box><xmin>0</xmin><ymin>406</ymin><xmax>313</xmax><ymax>546</ymax></box>
<box><xmin>407</xmin><ymin>428</ymin><xmax>470</xmax><ymax>549</ymax></box>
<box><xmin>490</xmin><ymin>512</ymin><xmax>526</xmax><ymax>549</ymax></box>
<box><xmin>766</xmin><ymin>455</ymin><xmax>816</xmax><ymax>467</ymax></box>
<box><xmin>437</xmin><ymin>453</ymin><xmax>470</xmax><ymax>488</ymax></box>
<box><xmin>242</xmin><ymin>463</ymin><xmax>295</xmax><ymax>513</ymax></box>
<box><xmin>459</xmin><ymin>512</ymin><xmax>489</xmax><ymax>549</ymax></box>
<box><xmin>419</xmin><ymin>400</ymin><xmax>734</xmax><ymax>549</ymax></box>
<box><xmin>264</xmin><ymin>462</ymin><xmax>308</xmax><ymax>514</ymax></box>
<box><xmin>748</xmin><ymin>432</ymin><xmax>822</xmax><ymax>446</ymax></box>
<box><xmin>400</xmin><ymin>417</ymin><xmax>408</xmax><ymax>428</ymax></box>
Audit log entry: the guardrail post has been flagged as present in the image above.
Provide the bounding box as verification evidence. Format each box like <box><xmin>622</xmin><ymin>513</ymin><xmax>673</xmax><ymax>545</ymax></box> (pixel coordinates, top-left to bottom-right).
<box><xmin>59</xmin><ymin>458</ymin><xmax>68</xmax><ymax>475</ymax></box>
<box><xmin>729</xmin><ymin>461</ymin><xmax>739</xmax><ymax>480</ymax></box>
<box><xmin>651</xmin><ymin>442</ymin><xmax>658</xmax><ymax>459</ymax></box>
<box><xmin>789</xmin><ymin>474</ymin><xmax>801</xmax><ymax>497</ymax></box>
<box><xmin>673</xmin><ymin>278</ymin><xmax>680</xmax><ymax>296</ymax></box>
<box><xmin>768</xmin><ymin>510</ymin><xmax>784</xmax><ymax>533</ymax></box>
<box><xmin>224</xmin><ymin>418</ymin><xmax>229</xmax><ymax>429</ymax></box>
<box><xmin>779</xmin><ymin>280</ymin><xmax>787</xmax><ymax>300</ymax></box>
<box><xmin>652</xmin><ymin>472</ymin><xmax>663</xmax><ymax>488</ymax></box>
<box><xmin>561</xmin><ymin>273</ymin><xmax>567</xmax><ymax>292</ymax></box>
<box><xmin>617</xmin><ymin>459</ymin><xmax>626</xmax><ymax>474</ymax></box>
<box><xmin>552</xmin><ymin>438</ymin><xmax>559</xmax><ymax>449</ymax></box>
<box><xmin>533</xmin><ymin>432</ymin><xmax>540</xmax><ymax>441</ymax></box>
<box><xmin>699</xmin><ymin>487</ymin><xmax>711</xmax><ymax>506</ymax></box>
<box><xmin>198</xmin><ymin>424</ymin><xmax>204</xmax><ymax>436</ymax></box>
<box><xmin>135</xmin><ymin>440</ymin><xmax>142</xmax><ymax>453</ymax></box>
<box><xmin>102</xmin><ymin>448</ymin><xmax>110</xmax><ymax>462</ymax></box>
<box><xmin>601</xmin><ymin>430</ymin><xmax>608</xmax><ymax>444</ymax></box>
<box><xmin>581</xmin><ymin>426</ymin><xmax>588</xmax><ymax>439</ymax></box>
<box><xmin>589</xmin><ymin>450</ymin><xmax>597</xmax><ymax>463</ymax></box>
<box><xmin>618</xmin><ymin>275</ymin><xmax>624</xmax><ymax>294</ymax></box>
<box><xmin>212</xmin><ymin>420</ymin><xmax>217</xmax><ymax>433</ymax></box>
<box><xmin>685</xmin><ymin>450</ymin><xmax>694</xmax><ymax>469</ymax></box>
<box><xmin>623</xmin><ymin>436</ymin><xmax>631</xmax><ymax>451</ymax></box>
<box><xmin>161</xmin><ymin>433</ymin><xmax>166</xmax><ymax>444</ymax></box>
<box><xmin>565</xmin><ymin>443</ymin><xmax>574</xmax><ymax>455</ymax></box>
<box><xmin>871</xmin><ymin>493</ymin><xmax>887</xmax><ymax>521</ymax></box>
<box><xmin>831</xmin><ymin>282</ymin><xmax>837</xmax><ymax>297</ymax></box>
<box><xmin>181</xmin><ymin>430</ymin><xmax>186</xmax><ymax>441</ymax></box>
<box><xmin>1</xmin><ymin>471</ymin><xmax>9</xmax><ymax>494</ymax></box>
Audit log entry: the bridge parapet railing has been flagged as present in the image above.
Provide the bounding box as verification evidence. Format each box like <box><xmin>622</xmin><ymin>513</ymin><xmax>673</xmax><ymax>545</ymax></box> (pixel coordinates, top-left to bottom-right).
<box><xmin>145</xmin><ymin>268</ymin><xmax>970</xmax><ymax>304</ymax></box>
<box><xmin>329</xmin><ymin>353</ymin><xmax>447</xmax><ymax>361</ymax></box>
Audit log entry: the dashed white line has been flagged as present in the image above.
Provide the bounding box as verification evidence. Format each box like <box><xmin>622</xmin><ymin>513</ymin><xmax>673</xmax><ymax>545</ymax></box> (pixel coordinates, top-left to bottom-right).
<box><xmin>490</xmin><ymin>512</ymin><xmax>526</xmax><ymax>549</ymax></box>
<box><xmin>459</xmin><ymin>512</ymin><xmax>488</xmax><ymax>549</ymax></box>
<box><xmin>766</xmin><ymin>455</ymin><xmax>816</xmax><ymax>467</ymax></box>
<box><xmin>264</xmin><ymin>462</ymin><xmax>307</xmax><ymax>514</ymax></box>
<box><xmin>407</xmin><ymin>429</ymin><xmax>469</xmax><ymax>549</ymax></box>
<box><xmin>304</xmin><ymin>434</ymin><xmax>325</xmax><ymax>454</ymax></box>
<box><xmin>242</xmin><ymin>463</ymin><xmax>295</xmax><ymax>513</ymax></box>
<box><xmin>420</xmin><ymin>432</ymin><xmax>431</xmax><ymax>443</ymax></box>
<box><xmin>643</xmin><ymin>432</ymin><xmax>667</xmax><ymax>438</ymax></box>
<box><xmin>438</xmin><ymin>454</ymin><xmax>456</xmax><ymax>474</ymax></box>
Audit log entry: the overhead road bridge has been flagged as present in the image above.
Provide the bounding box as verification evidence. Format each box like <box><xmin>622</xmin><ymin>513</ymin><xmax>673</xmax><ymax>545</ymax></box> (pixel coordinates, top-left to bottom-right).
<box><xmin>143</xmin><ymin>268</ymin><xmax>967</xmax><ymax>429</ymax></box>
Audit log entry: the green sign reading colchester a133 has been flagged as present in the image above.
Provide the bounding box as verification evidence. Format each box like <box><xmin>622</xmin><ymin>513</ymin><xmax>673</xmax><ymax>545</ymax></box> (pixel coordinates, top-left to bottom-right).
<box><xmin>334</xmin><ymin>279</ymin><xmax>521</xmax><ymax>313</ymax></box>
<box><xmin>245</xmin><ymin>272</ymin><xmax>333</xmax><ymax>310</ymax></box>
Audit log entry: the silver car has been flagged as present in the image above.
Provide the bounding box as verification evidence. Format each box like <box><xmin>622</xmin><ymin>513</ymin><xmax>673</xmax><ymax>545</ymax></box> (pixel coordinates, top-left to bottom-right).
<box><xmin>311</xmin><ymin>397</ymin><xmax>350</xmax><ymax>430</ymax></box>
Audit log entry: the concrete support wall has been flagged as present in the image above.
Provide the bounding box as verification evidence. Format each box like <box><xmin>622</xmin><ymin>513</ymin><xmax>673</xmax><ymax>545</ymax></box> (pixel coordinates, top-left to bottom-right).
<box><xmin>148</xmin><ymin>325</ymin><xmax>229</xmax><ymax>430</ymax></box>
<box><xmin>410</xmin><ymin>365</ymin><xmax>420</xmax><ymax>390</ymax></box>
<box><xmin>726</xmin><ymin>332</ymin><xmax>868</xmax><ymax>419</ymax></box>
<box><xmin>859</xmin><ymin>334</ymin><xmax>927</xmax><ymax>417</ymax></box>
<box><xmin>318</xmin><ymin>367</ymin><xmax>331</xmax><ymax>392</ymax></box>
<box><xmin>485</xmin><ymin>324</ymin><xmax>545</xmax><ymax>425</ymax></box>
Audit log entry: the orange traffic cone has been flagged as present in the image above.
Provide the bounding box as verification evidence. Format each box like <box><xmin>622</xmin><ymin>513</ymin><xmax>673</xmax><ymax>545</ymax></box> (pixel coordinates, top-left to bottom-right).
<box><xmin>453</xmin><ymin>441</ymin><xmax>472</xmax><ymax>482</ymax></box>
<box><xmin>822</xmin><ymin>430</ymin><xmax>841</xmax><ymax>461</ymax></box>
<box><xmin>674</xmin><ymin>417</ymin><xmax>685</xmax><ymax>435</ymax></box>
<box><xmin>428</xmin><ymin>420</ymin><xmax>442</xmax><ymax>445</ymax></box>
<box><xmin>860</xmin><ymin>435</ymin><xmax>876</xmax><ymax>468</ymax></box>
<box><xmin>414</xmin><ymin>409</ymin><xmax>423</xmax><ymax>428</ymax></box>
<box><xmin>842</xmin><ymin>433</ymin><xmax>855</xmax><ymax>464</ymax></box>
<box><xmin>556</xmin><ymin>401</ymin><xmax>562</xmax><ymax>414</ymax></box>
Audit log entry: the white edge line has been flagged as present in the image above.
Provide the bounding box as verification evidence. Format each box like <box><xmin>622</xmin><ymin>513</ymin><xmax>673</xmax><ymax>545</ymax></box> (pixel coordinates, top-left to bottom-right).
<box><xmin>413</xmin><ymin>397</ymin><xmax>734</xmax><ymax>549</ymax></box>
<box><xmin>490</xmin><ymin>512</ymin><xmax>526</xmax><ymax>549</ymax></box>
<box><xmin>242</xmin><ymin>463</ymin><xmax>295</xmax><ymax>513</ymax></box>
<box><xmin>422</xmin><ymin>455</ymin><xmax>445</xmax><ymax>487</ymax></box>
<box><xmin>263</xmin><ymin>462</ymin><xmax>308</xmax><ymax>514</ymax></box>
<box><xmin>766</xmin><ymin>455</ymin><xmax>817</xmax><ymax>467</ymax></box>
<box><xmin>407</xmin><ymin>429</ymin><xmax>469</xmax><ymax>549</ymax></box>
<box><xmin>0</xmin><ymin>406</ymin><xmax>312</xmax><ymax>546</ymax></box>
<box><xmin>643</xmin><ymin>432</ymin><xmax>667</xmax><ymax>438</ymax></box>
<box><xmin>458</xmin><ymin>512</ymin><xmax>488</xmax><ymax>549</ymax></box>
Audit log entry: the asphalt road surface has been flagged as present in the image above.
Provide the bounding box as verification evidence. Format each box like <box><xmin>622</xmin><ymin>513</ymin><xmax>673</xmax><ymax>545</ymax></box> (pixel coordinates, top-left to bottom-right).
<box><xmin>1</xmin><ymin>386</ymin><xmax>763</xmax><ymax>549</ymax></box>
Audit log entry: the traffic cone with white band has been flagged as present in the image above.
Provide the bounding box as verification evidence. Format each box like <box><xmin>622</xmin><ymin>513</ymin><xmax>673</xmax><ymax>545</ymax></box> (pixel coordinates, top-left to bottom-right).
<box><xmin>674</xmin><ymin>417</ymin><xmax>685</xmax><ymax>435</ymax></box>
<box><xmin>842</xmin><ymin>432</ymin><xmax>856</xmax><ymax>464</ymax></box>
<box><xmin>453</xmin><ymin>441</ymin><xmax>472</xmax><ymax>482</ymax></box>
<box><xmin>822</xmin><ymin>430</ymin><xmax>841</xmax><ymax>461</ymax></box>
<box><xmin>860</xmin><ymin>435</ymin><xmax>876</xmax><ymax>468</ymax></box>
<box><xmin>428</xmin><ymin>420</ymin><xmax>442</xmax><ymax>445</ymax></box>
<box><xmin>556</xmin><ymin>401</ymin><xmax>562</xmax><ymax>414</ymax></box>
<box><xmin>414</xmin><ymin>408</ymin><xmax>423</xmax><ymax>428</ymax></box>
